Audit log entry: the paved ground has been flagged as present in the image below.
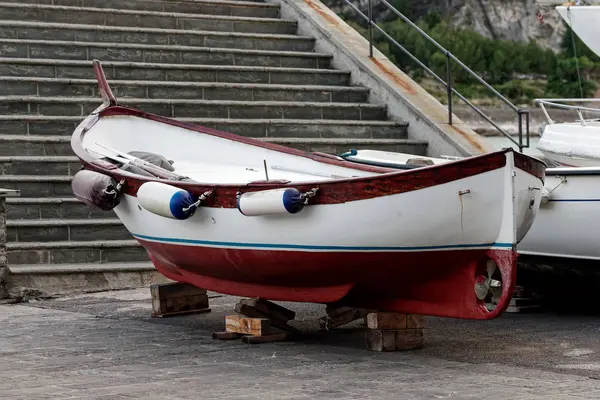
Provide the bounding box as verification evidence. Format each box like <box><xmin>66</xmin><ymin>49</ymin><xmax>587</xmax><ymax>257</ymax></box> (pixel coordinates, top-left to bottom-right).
<box><xmin>2</xmin><ymin>289</ymin><xmax>600</xmax><ymax>399</ymax></box>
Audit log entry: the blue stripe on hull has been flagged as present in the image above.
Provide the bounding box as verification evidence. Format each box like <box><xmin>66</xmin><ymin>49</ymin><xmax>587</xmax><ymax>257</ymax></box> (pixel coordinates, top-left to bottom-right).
<box><xmin>132</xmin><ymin>233</ymin><xmax>513</xmax><ymax>252</ymax></box>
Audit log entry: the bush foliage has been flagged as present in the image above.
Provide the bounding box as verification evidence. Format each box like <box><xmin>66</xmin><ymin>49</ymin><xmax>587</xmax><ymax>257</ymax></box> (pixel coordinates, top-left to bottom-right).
<box><xmin>347</xmin><ymin>11</ymin><xmax>599</xmax><ymax>102</ymax></box>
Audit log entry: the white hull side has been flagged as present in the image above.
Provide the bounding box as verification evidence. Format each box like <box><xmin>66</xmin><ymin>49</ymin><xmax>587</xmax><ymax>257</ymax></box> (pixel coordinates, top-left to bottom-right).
<box><xmin>537</xmin><ymin>122</ymin><xmax>600</xmax><ymax>167</ymax></box>
<box><xmin>519</xmin><ymin>171</ymin><xmax>600</xmax><ymax>260</ymax></box>
<box><xmin>113</xmin><ymin>155</ymin><xmax>539</xmax><ymax>252</ymax></box>
<box><xmin>556</xmin><ymin>6</ymin><xmax>600</xmax><ymax>59</ymax></box>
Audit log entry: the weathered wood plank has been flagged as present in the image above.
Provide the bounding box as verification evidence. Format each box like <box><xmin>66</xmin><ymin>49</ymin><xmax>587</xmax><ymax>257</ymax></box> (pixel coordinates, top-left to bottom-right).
<box><xmin>366</xmin><ymin>312</ymin><xmax>424</xmax><ymax>330</ymax></box>
<box><xmin>225</xmin><ymin>315</ymin><xmax>271</xmax><ymax>336</ymax></box>
<box><xmin>365</xmin><ymin>329</ymin><xmax>424</xmax><ymax>352</ymax></box>
<box><xmin>150</xmin><ymin>281</ymin><xmax>207</xmax><ymax>300</ymax></box>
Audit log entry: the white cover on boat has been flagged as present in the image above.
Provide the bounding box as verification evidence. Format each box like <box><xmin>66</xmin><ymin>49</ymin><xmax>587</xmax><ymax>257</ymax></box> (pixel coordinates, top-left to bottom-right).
<box><xmin>537</xmin><ymin>121</ymin><xmax>600</xmax><ymax>167</ymax></box>
<box><xmin>556</xmin><ymin>6</ymin><xmax>600</xmax><ymax>58</ymax></box>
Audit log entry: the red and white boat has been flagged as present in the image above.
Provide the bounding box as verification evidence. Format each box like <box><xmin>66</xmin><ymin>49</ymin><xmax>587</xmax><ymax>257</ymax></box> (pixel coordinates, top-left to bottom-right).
<box><xmin>70</xmin><ymin>60</ymin><xmax>546</xmax><ymax>320</ymax></box>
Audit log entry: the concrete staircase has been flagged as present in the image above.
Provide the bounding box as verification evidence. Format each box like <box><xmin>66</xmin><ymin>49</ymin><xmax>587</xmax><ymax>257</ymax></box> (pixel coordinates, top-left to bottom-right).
<box><xmin>0</xmin><ymin>0</ymin><xmax>428</xmax><ymax>295</ymax></box>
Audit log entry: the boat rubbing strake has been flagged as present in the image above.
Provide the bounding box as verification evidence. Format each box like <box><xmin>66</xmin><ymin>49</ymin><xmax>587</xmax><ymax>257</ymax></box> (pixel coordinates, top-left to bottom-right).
<box><xmin>70</xmin><ymin>60</ymin><xmax>546</xmax><ymax>320</ymax></box>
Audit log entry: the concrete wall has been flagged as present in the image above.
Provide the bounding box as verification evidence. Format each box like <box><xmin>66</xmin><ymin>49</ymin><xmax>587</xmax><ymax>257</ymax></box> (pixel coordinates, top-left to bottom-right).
<box><xmin>272</xmin><ymin>0</ymin><xmax>494</xmax><ymax>157</ymax></box>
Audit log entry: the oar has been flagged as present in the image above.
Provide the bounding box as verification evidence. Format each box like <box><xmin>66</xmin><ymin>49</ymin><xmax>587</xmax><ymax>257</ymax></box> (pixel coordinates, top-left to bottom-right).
<box><xmin>88</xmin><ymin>143</ymin><xmax>189</xmax><ymax>181</ymax></box>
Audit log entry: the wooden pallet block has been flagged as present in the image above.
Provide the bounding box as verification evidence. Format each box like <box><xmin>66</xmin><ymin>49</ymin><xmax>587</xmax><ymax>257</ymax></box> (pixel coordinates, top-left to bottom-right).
<box><xmin>213</xmin><ymin>315</ymin><xmax>290</xmax><ymax>344</ymax></box>
<box><xmin>365</xmin><ymin>328</ymin><xmax>424</xmax><ymax>352</ymax></box>
<box><xmin>364</xmin><ymin>312</ymin><xmax>424</xmax><ymax>352</ymax></box>
<box><xmin>366</xmin><ymin>312</ymin><xmax>424</xmax><ymax>330</ymax></box>
<box><xmin>234</xmin><ymin>298</ymin><xmax>300</xmax><ymax>334</ymax></box>
<box><xmin>319</xmin><ymin>306</ymin><xmax>369</xmax><ymax>330</ymax></box>
<box><xmin>150</xmin><ymin>282</ymin><xmax>211</xmax><ymax>317</ymax></box>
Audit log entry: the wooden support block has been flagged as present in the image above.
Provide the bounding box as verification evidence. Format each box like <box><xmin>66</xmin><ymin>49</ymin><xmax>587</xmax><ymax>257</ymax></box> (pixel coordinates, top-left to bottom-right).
<box><xmin>151</xmin><ymin>294</ymin><xmax>210</xmax><ymax>317</ymax></box>
<box><xmin>225</xmin><ymin>315</ymin><xmax>272</xmax><ymax>336</ymax></box>
<box><xmin>239</xmin><ymin>298</ymin><xmax>296</xmax><ymax>322</ymax></box>
<box><xmin>366</xmin><ymin>312</ymin><xmax>424</xmax><ymax>330</ymax></box>
<box><xmin>234</xmin><ymin>303</ymin><xmax>301</xmax><ymax>334</ymax></box>
<box><xmin>150</xmin><ymin>282</ymin><xmax>207</xmax><ymax>300</ymax></box>
<box><xmin>212</xmin><ymin>331</ymin><xmax>243</xmax><ymax>340</ymax></box>
<box><xmin>241</xmin><ymin>333</ymin><xmax>289</xmax><ymax>344</ymax></box>
<box><xmin>365</xmin><ymin>329</ymin><xmax>424</xmax><ymax>352</ymax></box>
<box><xmin>318</xmin><ymin>308</ymin><xmax>369</xmax><ymax>330</ymax></box>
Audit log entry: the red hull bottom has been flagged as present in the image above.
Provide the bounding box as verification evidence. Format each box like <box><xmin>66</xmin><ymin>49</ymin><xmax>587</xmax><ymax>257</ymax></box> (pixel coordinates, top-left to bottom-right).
<box><xmin>138</xmin><ymin>239</ymin><xmax>517</xmax><ymax>320</ymax></box>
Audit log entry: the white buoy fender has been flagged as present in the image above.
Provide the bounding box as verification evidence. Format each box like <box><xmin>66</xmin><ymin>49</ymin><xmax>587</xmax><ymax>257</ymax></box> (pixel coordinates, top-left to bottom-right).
<box><xmin>137</xmin><ymin>181</ymin><xmax>198</xmax><ymax>220</ymax></box>
<box><xmin>237</xmin><ymin>188</ymin><xmax>307</xmax><ymax>216</ymax></box>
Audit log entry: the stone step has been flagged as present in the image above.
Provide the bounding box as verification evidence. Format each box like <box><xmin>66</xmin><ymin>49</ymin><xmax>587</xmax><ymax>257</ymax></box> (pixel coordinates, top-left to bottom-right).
<box><xmin>0</xmin><ymin>135</ymin><xmax>71</xmax><ymax>156</ymax></box>
<box><xmin>0</xmin><ymin>117</ymin><xmax>408</xmax><ymax>139</ymax></box>
<box><xmin>6</xmin><ymin>218</ymin><xmax>131</xmax><ymax>243</ymax></box>
<box><xmin>0</xmin><ymin>39</ymin><xmax>332</xmax><ymax>68</ymax></box>
<box><xmin>0</xmin><ymin>155</ymin><xmax>80</xmax><ymax>175</ymax></box>
<box><xmin>5</xmin><ymin>197</ymin><xmax>111</xmax><ymax>220</ymax></box>
<box><xmin>0</xmin><ymin>58</ymin><xmax>349</xmax><ymax>85</ymax></box>
<box><xmin>6</xmin><ymin>239</ymin><xmax>149</xmax><ymax>265</ymax></box>
<box><xmin>0</xmin><ymin>174</ymin><xmax>72</xmax><ymax>197</ymax></box>
<box><xmin>0</xmin><ymin>0</ymin><xmax>281</xmax><ymax>18</ymax></box>
<box><xmin>7</xmin><ymin>262</ymin><xmax>168</xmax><ymax>298</ymax></box>
<box><xmin>0</xmin><ymin>97</ymin><xmax>387</xmax><ymax>120</ymax></box>
<box><xmin>0</xmin><ymin>3</ymin><xmax>297</xmax><ymax>34</ymax></box>
<box><xmin>0</xmin><ymin>21</ymin><xmax>313</xmax><ymax>52</ymax></box>
<box><xmin>0</xmin><ymin>77</ymin><xmax>370</xmax><ymax>103</ymax></box>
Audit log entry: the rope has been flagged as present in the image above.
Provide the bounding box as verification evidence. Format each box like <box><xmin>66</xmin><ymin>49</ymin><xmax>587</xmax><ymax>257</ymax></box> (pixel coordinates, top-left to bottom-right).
<box><xmin>182</xmin><ymin>189</ymin><xmax>214</xmax><ymax>212</ymax></box>
<box><xmin>299</xmin><ymin>188</ymin><xmax>319</xmax><ymax>205</ymax></box>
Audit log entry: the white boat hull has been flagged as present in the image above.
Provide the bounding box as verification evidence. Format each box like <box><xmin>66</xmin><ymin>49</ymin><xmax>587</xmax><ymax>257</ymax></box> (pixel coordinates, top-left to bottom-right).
<box><xmin>518</xmin><ymin>169</ymin><xmax>600</xmax><ymax>260</ymax></box>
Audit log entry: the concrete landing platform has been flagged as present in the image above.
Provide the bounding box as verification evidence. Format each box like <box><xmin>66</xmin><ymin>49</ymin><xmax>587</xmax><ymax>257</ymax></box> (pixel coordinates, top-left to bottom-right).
<box><xmin>2</xmin><ymin>289</ymin><xmax>600</xmax><ymax>399</ymax></box>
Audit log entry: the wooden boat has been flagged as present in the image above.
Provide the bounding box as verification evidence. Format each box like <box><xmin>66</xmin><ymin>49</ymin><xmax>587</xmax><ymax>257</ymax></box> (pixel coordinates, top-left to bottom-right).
<box><xmin>70</xmin><ymin>60</ymin><xmax>546</xmax><ymax>320</ymax></box>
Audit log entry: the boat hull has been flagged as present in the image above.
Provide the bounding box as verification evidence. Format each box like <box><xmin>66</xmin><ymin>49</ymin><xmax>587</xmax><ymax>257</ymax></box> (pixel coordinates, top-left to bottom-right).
<box><xmin>108</xmin><ymin>155</ymin><xmax>542</xmax><ymax>320</ymax></box>
<box><xmin>518</xmin><ymin>169</ymin><xmax>600</xmax><ymax>260</ymax></box>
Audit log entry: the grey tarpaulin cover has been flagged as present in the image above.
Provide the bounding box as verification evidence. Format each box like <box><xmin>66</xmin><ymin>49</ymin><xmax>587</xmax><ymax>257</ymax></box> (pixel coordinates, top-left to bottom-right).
<box><xmin>71</xmin><ymin>169</ymin><xmax>122</xmax><ymax>211</ymax></box>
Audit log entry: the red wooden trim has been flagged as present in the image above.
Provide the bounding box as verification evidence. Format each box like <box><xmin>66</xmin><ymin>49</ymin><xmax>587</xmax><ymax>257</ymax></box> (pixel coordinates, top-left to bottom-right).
<box><xmin>93</xmin><ymin>59</ymin><xmax>117</xmax><ymax>106</ymax></box>
<box><xmin>514</xmin><ymin>152</ymin><xmax>546</xmax><ymax>181</ymax></box>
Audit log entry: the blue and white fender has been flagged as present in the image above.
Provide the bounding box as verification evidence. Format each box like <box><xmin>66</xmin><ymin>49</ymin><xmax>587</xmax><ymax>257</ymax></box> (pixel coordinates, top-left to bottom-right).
<box><xmin>137</xmin><ymin>181</ymin><xmax>201</xmax><ymax>220</ymax></box>
<box><xmin>237</xmin><ymin>187</ymin><xmax>318</xmax><ymax>216</ymax></box>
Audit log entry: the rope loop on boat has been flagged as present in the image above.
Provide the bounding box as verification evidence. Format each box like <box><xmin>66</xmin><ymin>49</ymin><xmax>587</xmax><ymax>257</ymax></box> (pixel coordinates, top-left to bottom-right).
<box><xmin>182</xmin><ymin>189</ymin><xmax>214</xmax><ymax>212</ymax></box>
<box><xmin>300</xmin><ymin>187</ymin><xmax>319</xmax><ymax>205</ymax></box>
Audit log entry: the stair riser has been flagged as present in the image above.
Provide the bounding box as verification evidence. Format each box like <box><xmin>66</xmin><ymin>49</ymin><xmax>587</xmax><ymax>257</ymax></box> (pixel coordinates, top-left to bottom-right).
<box><xmin>0</xmin><ymin>26</ymin><xmax>313</xmax><ymax>52</ymax></box>
<box><xmin>0</xmin><ymin>140</ymin><xmax>72</xmax><ymax>156</ymax></box>
<box><xmin>7</xmin><ymin>223</ymin><xmax>131</xmax><ymax>242</ymax></box>
<box><xmin>0</xmin><ymin>0</ymin><xmax>281</xmax><ymax>18</ymax></box>
<box><xmin>0</xmin><ymin>160</ymin><xmax>80</xmax><ymax>175</ymax></box>
<box><xmin>0</xmin><ymin>7</ymin><xmax>297</xmax><ymax>34</ymax></box>
<box><xmin>6</xmin><ymin>202</ymin><xmax>112</xmax><ymax>220</ymax></box>
<box><xmin>1</xmin><ymin>101</ymin><xmax>387</xmax><ymax>120</ymax></box>
<box><xmin>0</xmin><ymin>82</ymin><xmax>369</xmax><ymax>103</ymax></box>
<box><xmin>0</xmin><ymin>120</ymin><xmax>79</xmax><ymax>136</ymax></box>
<box><xmin>0</xmin><ymin>63</ymin><xmax>349</xmax><ymax>85</ymax></box>
<box><xmin>0</xmin><ymin>43</ymin><xmax>331</xmax><ymax>68</ymax></box>
<box><xmin>7</xmin><ymin>246</ymin><xmax>149</xmax><ymax>265</ymax></box>
<box><xmin>0</xmin><ymin>120</ymin><xmax>406</xmax><ymax>139</ymax></box>
<box><xmin>0</xmin><ymin>180</ymin><xmax>72</xmax><ymax>197</ymax></box>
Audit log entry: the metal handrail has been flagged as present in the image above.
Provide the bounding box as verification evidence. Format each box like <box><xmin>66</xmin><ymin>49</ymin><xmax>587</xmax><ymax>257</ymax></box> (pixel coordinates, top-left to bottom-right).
<box><xmin>536</xmin><ymin>98</ymin><xmax>600</xmax><ymax>126</ymax></box>
<box><xmin>341</xmin><ymin>0</ymin><xmax>531</xmax><ymax>152</ymax></box>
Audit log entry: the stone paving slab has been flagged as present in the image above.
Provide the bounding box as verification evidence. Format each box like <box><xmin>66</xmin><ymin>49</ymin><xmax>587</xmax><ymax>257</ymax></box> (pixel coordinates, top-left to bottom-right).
<box><xmin>2</xmin><ymin>289</ymin><xmax>600</xmax><ymax>399</ymax></box>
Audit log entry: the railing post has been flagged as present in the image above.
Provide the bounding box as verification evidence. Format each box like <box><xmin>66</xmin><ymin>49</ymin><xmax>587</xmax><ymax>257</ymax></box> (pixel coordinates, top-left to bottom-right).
<box><xmin>517</xmin><ymin>110</ymin><xmax>523</xmax><ymax>153</ymax></box>
<box><xmin>446</xmin><ymin>53</ymin><xmax>452</xmax><ymax>125</ymax></box>
<box><xmin>368</xmin><ymin>0</ymin><xmax>373</xmax><ymax>58</ymax></box>
<box><xmin>525</xmin><ymin>111</ymin><xmax>530</xmax><ymax>148</ymax></box>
